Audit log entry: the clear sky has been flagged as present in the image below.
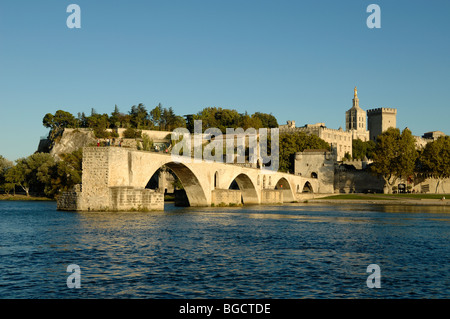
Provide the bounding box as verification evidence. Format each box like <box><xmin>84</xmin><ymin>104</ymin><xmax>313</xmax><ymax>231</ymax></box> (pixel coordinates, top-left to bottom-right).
<box><xmin>1</xmin><ymin>0</ymin><xmax>449</xmax><ymax>161</ymax></box>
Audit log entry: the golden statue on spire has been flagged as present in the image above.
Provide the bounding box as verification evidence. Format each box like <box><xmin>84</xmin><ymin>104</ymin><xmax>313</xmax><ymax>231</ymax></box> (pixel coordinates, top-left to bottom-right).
<box><xmin>354</xmin><ymin>86</ymin><xmax>358</xmax><ymax>98</ymax></box>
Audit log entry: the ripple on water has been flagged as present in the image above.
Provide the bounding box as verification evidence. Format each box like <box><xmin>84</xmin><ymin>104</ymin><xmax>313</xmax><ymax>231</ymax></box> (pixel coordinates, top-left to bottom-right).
<box><xmin>0</xmin><ymin>201</ymin><xmax>449</xmax><ymax>298</ymax></box>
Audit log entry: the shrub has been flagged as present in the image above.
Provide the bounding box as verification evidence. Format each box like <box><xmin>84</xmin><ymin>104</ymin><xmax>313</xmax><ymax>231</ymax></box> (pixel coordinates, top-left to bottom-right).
<box><xmin>93</xmin><ymin>127</ymin><xmax>110</xmax><ymax>138</ymax></box>
<box><xmin>142</xmin><ymin>134</ymin><xmax>154</xmax><ymax>151</ymax></box>
<box><xmin>123</xmin><ymin>128</ymin><xmax>142</xmax><ymax>138</ymax></box>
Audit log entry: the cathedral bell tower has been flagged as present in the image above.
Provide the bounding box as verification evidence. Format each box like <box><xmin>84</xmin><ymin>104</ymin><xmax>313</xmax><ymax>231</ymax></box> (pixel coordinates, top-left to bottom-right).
<box><xmin>345</xmin><ymin>86</ymin><xmax>369</xmax><ymax>141</ymax></box>
<box><xmin>346</xmin><ymin>86</ymin><xmax>367</xmax><ymax>132</ymax></box>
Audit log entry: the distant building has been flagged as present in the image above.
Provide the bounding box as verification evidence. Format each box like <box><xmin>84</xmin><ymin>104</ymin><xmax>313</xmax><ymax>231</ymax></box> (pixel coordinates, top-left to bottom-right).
<box><xmin>414</xmin><ymin>131</ymin><xmax>447</xmax><ymax>149</ymax></box>
<box><xmin>422</xmin><ymin>131</ymin><xmax>445</xmax><ymax>140</ymax></box>
<box><xmin>279</xmin><ymin>86</ymin><xmax>406</xmax><ymax>159</ymax></box>
<box><xmin>279</xmin><ymin>122</ymin><xmax>352</xmax><ymax>161</ymax></box>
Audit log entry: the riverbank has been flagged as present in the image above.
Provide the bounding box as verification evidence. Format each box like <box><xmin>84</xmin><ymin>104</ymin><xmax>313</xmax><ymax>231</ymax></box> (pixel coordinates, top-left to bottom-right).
<box><xmin>0</xmin><ymin>194</ymin><xmax>54</xmax><ymax>201</ymax></box>
<box><xmin>308</xmin><ymin>193</ymin><xmax>450</xmax><ymax>206</ymax></box>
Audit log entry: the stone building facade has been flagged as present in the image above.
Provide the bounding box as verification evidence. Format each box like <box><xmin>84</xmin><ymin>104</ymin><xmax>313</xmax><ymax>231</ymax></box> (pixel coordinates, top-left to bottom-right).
<box><xmin>280</xmin><ymin>87</ymin><xmax>404</xmax><ymax>161</ymax></box>
<box><xmin>280</xmin><ymin>122</ymin><xmax>353</xmax><ymax>161</ymax></box>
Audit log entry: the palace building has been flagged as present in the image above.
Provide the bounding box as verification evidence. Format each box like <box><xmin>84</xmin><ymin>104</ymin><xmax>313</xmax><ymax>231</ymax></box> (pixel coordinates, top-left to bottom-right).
<box><xmin>280</xmin><ymin>87</ymin><xmax>398</xmax><ymax>161</ymax></box>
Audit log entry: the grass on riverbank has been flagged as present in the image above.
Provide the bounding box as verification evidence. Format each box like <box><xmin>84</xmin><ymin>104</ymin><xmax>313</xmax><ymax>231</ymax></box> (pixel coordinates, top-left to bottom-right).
<box><xmin>0</xmin><ymin>194</ymin><xmax>54</xmax><ymax>201</ymax></box>
<box><xmin>318</xmin><ymin>194</ymin><xmax>395</xmax><ymax>200</ymax></box>
<box><xmin>381</xmin><ymin>193</ymin><xmax>450</xmax><ymax>199</ymax></box>
<box><xmin>318</xmin><ymin>193</ymin><xmax>450</xmax><ymax>201</ymax></box>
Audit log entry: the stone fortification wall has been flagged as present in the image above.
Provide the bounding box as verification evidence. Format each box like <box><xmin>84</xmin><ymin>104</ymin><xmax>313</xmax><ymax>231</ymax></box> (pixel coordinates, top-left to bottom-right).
<box><xmin>334</xmin><ymin>166</ymin><xmax>384</xmax><ymax>193</ymax></box>
<box><xmin>116</xmin><ymin>128</ymin><xmax>171</xmax><ymax>142</ymax></box>
<box><xmin>400</xmin><ymin>176</ymin><xmax>450</xmax><ymax>194</ymax></box>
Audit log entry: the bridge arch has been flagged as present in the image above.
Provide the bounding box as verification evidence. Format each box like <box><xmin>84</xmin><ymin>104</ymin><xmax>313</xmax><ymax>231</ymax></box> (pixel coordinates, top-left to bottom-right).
<box><xmin>165</xmin><ymin>162</ymin><xmax>209</xmax><ymax>206</ymax></box>
<box><xmin>228</xmin><ymin>173</ymin><xmax>259</xmax><ymax>205</ymax></box>
<box><xmin>274</xmin><ymin>177</ymin><xmax>296</xmax><ymax>202</ymax></box>
<box><xmin>143</xmin><ymin>161</ymin><xmax>209</xmax><ymax>207</ymax></box>
<box><xmin>302</xmin><ymin>181</ymin><xmax>314</xmax><ymax>193</ymax></box>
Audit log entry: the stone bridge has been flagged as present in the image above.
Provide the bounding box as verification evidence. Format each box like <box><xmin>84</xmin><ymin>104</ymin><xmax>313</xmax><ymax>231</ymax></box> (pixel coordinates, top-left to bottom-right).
<box><xmin>57</xmin><ymin>147</ymin><xmax>330</xmax><ymax>211</ymax></box>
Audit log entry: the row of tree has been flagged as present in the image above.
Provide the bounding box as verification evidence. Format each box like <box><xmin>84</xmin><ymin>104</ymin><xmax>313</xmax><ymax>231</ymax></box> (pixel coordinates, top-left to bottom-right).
<box><xmin>186</xmin><ymin>108</ymin><xmax>278</xmax><ymax>133</ymax></box>
<box><xmin>0</xmin><ymin>150</ymin><xmax>82</xmax><ymax>198</ymax></box>
<box><xmin>42</xmin><ymin>104</ymin><xmax>187</xmax><ymax>140</ymax></box>
<box><xmin>370</xmin><ymin>128</ymin><xmax>450</xmax><ymax>193</ymax></box>
<box><xmin>42</xmin><ymin>105</ymin><xmax>279</xmax><ymax>140</ymax></box>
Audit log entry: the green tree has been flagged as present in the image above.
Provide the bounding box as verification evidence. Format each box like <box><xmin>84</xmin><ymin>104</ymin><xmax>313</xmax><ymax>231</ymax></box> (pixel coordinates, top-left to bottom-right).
<box><xmin>418</xmin><ymin>136</ymin><xmax>450</xmax><ymax>193</ymax></box>
<box><xmin>150</xmin><ymin>104</ymin><xmax>162</xmax><ymax>129</ymax></box>
<box><xmin>77</xmin><ymin>112</ymin><xmax>89</xmax><ymax>128</ymax></box>
<box><xmin>118</xmin><ymin>112</ymin><xmax>132</xmax><ymax>128</ymax></box>
<box><xmin>43</xmin><ymin>110</ymin><xmax>77</xmax><ymax>139</ymax></box>
<box><xmin>252</xmin><ymin>112</ymin><xmax>278</xmax><ymax>128</ymax></box>
<box><xmin>109</xmin><ymin>105</ymin><xmax>121</xmax><ymax>128</ymax></box>
<box><xmin>45</xmin><ymin>149</ymin><xmax>83</xmax><ymax>198</ymax></box>
<box><xmin>169</xmin><ymin>115</ymin><xmax>187</xmax><ymax>131</ymax></box>
<box><xmin>6</xmin><ymin>153</ymin><xmax>55</xmax><ymax>196</ymax></box>
<box><xmin>0</xmin><ymin>155</ymin><xmax>14</xmax><ymax>191</ymax></box>
<box><xmin>87</xmin><ymin>113</ymin><xmax>109</xmax><ymax>129</ymax></box>
<box><xmin>43</xmin><ymin>110</ymin><xmax>76</xmax><ymax>130</ymax></box>
<box><xmin>343</xmin><ymin>152</ymin><xmax>352</xmax><ymax>161</ymax></box>
<box><xmin>141</xmin><ymin>134</ymin><xmax>154</xmax><ymax>151</ymax></box>
<box><xmin>130</xmin><ymin>103</ymin><xmax>149</xmax><ymax>129</ymax></box>
<box><xmin>352</xmin><ymin>139</ymin><xmax>376</xmax><ymax>160</ymax></box>
<box><xmin>214</xmin><ymin>108</ymin><xmax>241</xmax><ymax>132</ymax></box>
<box><xmin>238</xmin><ymin>113</ymin><xmax>263</xmax><ymax>130</ymax></box>
<box><xmin>123</xmin><ymin>127</ymin><xmax>142</xmax><ymax>138</ymax></box>
<box><xmin>371</xmin><ymin>128</ymin><xmax>418</xmax><ymax>193</ymax></box>
<box><xmin>159</xmin><ymin>107</ymin><xmax>186</xmax><ymax>131</ymax></box>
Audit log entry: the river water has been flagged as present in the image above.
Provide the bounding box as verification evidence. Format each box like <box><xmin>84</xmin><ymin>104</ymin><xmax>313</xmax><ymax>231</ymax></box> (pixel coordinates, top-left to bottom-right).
<box><xmin>0</xmin><ymin>201</ymin><xmax>449</xmax><ymax>299</ymax></box>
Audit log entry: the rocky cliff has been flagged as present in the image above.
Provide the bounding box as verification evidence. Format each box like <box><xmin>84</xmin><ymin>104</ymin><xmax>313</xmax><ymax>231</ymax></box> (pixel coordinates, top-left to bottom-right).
<box><xmin>38</xmin><ymin>128</ymin><xmax>96</xmax><ymax>160</ymax></box>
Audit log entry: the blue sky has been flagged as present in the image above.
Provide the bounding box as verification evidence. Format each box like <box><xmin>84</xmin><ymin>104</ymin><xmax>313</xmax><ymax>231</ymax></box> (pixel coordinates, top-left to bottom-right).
<box><xmin>1</xmin><ymin>0</ymin><xmax>449</xmax><ymax>161</ymax></box>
